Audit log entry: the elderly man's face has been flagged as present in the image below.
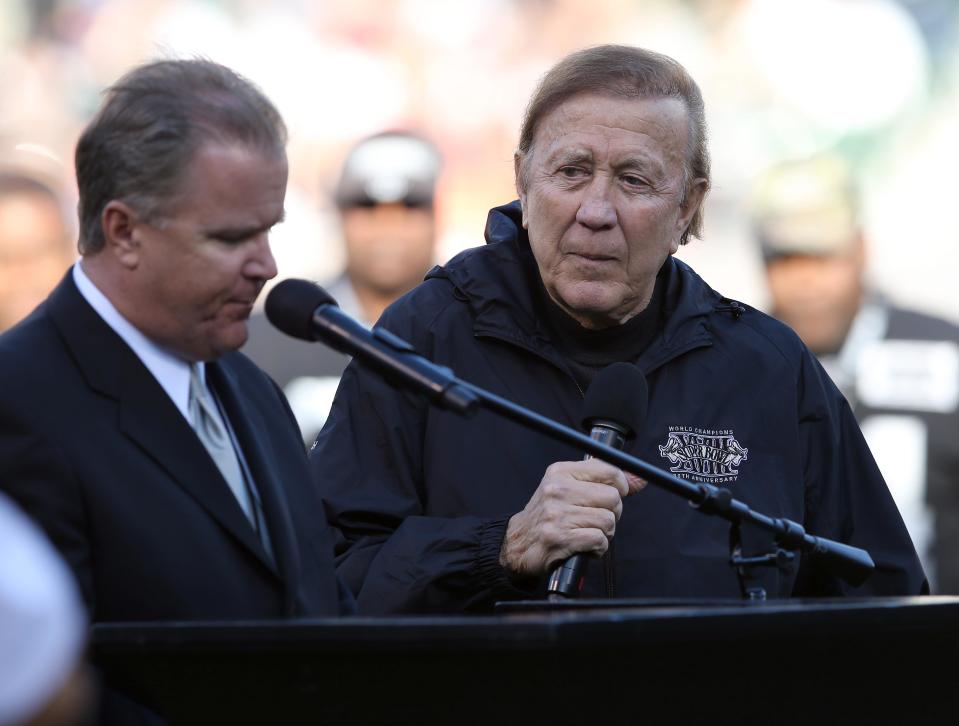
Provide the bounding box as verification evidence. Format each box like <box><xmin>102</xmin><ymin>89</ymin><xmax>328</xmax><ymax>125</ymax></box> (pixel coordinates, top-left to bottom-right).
<box><xmin>128</xmin><ymin>142</ymin><xmax>284</xmax><ymax>361</ymax></box>
<box><xmin>517</xmin><ymin>93</ymin><xmax>704</xmax><ymax>329</ymax></box>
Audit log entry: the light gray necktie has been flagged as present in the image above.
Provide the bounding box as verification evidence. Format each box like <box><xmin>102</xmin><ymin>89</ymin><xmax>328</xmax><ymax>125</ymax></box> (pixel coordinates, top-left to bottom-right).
<box><xmin>188</xmin><ymin>364</ymin><xmax>272</xmax><ymax>560</ymax></box>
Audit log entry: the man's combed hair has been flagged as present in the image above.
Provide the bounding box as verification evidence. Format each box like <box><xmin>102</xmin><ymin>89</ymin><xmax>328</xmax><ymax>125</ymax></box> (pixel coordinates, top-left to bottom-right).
<box><xmin>75</xmin><ymin>59</ymin><xmax>287</xmax><ymax>254</ymax></box>
<box><xmin>517</xmin><ymin>45</ymin><xmax>710</xmax><ymax>245</ymax></box>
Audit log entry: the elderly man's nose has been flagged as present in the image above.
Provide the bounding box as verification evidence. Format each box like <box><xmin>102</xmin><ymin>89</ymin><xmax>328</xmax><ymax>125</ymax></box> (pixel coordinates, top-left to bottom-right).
<box><xmin>575</xmin><ymin>191</ymin><xmax>617</xmax><ymax>230</ymax></box>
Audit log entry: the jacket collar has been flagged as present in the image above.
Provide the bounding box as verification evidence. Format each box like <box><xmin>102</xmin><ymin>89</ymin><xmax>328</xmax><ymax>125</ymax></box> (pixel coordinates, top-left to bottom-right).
<box><xmin>429</xmin><ymin>200</ymin><xmax>717</xmax><ymax>374</ymax></box>
<box><xmin>46</xmin><ymin>273</ymin><xmax>285</xmax><ymax>581</ymax></box>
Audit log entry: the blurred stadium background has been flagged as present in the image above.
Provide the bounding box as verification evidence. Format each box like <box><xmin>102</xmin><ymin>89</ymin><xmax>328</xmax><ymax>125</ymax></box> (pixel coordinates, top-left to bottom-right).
<box><xmin>1</xmin><ymin>0</ymin><xmax>956</xmax><ymax>321</ymax></box>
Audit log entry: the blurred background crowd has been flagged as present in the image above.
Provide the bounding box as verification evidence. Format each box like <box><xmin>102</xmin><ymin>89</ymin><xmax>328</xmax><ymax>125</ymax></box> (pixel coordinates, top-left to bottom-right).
<box><xmin>2</xmin><ymin>0</ymin><xmax>958</xmax><ymax>318</ymax></box>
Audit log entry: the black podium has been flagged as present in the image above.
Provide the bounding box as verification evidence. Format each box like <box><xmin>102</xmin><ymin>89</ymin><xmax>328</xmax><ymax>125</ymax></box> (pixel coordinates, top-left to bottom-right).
<box><xmin>93</xmin><ymin>596</ymin><xmax>959</xmax><ymax>724</ymax></box>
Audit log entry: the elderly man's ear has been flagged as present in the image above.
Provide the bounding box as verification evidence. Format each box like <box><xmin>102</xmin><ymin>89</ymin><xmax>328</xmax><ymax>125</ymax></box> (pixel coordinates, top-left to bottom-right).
<box><xmin>680</xmin><ymin>178</ymin><xmax>708</xmax><ymax>220</ymax></box>
<box><xmin>673</xmin><ymin>177</ymin><xmax>708</xmax><ymax>248</ymax></box>
<box><xmin>513</xmin><ymin>152</ymin><xmax>529</xmax><ymax>230</ymax></box>
<box><xmin>101</xmin><ymin>200</ymin><xmax>143</xmax><ymax>269</ymax></box>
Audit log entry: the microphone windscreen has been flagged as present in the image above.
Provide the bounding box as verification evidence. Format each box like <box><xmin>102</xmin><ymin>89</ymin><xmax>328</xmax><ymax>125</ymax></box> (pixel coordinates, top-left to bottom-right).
<box><xmin>265</xmin><ymin>279</ymin><xmax>337</xmax><ymax>342</ymax></box>
<box><xmin>581</xmin><ymin>362</ymin><xmax>648</xmax><ymax>436</ymax></box>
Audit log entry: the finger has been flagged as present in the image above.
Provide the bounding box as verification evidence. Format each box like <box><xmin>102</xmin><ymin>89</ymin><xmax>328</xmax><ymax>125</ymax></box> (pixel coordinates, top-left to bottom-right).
<box><xmin>563</xmin><ymin>505</ymin><xmax>618</xmax><ymax>536</ymax></box>
<box><xmin>551</xmin><ymin>480</ymin><xmax>623</xmax><ymax>511</ymax></box>
<box><xmin>535</xmin><ymin>502</ymin><xmax>618</xmax><ymax>545</ymax></box>
<box><xmin>568</xmin><ymin>527</ymin><xmax>610</xmax><ymax>556</ymax></box>
<box><xmin>624</xmin><ymin>472</ymin><xmax>648</xmax><ymax>495</ymax></box>
<box><xmin>594</xmin><ymin>506</ymin><xmax>618</xmax><ymax>536</ymax></box>
<box><xmin>536</xmin><ymin>473</ymin><xmax>623</xmax><ymax>511</ymax></box>
<box><xmin>570</xmin><ymin>459</ymin><xmax>630</xmax><ymax>497</ymax></box>
<box><xmin>537</xmin><ymin>503</ymin><xmax>617</xmax><ymax>546</ymax></box>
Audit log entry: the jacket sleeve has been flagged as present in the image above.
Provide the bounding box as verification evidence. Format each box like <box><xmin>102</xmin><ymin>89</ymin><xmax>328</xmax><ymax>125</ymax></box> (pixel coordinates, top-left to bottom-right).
<box><xmin>309</xmin><ymin>355</ymin><xmax>534</xmax><ymax>614</ymax></box>
<box><xmin>792</xmin><ymin>349</ymin><xmax>928</xmax><ymax>596</ymax></box>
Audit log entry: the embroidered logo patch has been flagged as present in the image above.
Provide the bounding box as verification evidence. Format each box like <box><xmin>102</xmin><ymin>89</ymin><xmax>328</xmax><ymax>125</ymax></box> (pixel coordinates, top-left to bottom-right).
<box><xmin>658</xmin><ymin>427</ymin><xmax>748</xmax><ymax>484</ymax></box>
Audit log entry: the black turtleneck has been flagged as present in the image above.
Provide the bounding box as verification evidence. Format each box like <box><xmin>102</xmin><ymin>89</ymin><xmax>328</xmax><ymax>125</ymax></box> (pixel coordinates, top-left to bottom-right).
<box><xmin>534</xmin><ymin>261</ymin><xmax>668</xmax><ymax>392</ymax></box>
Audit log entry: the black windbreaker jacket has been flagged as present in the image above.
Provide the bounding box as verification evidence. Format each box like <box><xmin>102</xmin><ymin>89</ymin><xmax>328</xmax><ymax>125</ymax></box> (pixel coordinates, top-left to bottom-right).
<box><xmin>310</xmin><ymin>201</ymin><xmax>926</xmax><ymax>613</ymax></box>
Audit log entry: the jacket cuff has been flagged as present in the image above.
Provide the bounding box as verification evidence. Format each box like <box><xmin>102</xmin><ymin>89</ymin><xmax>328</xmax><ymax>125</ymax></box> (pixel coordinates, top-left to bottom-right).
<box><xmin>475</xmin><ymin>515</ymin><xmax>540</xmax><ymax>601</ymax></box>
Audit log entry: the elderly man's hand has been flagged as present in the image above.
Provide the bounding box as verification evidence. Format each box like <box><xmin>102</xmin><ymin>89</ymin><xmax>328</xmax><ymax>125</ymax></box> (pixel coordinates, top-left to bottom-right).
<box><xmin>499</xmin><ymin>459</ymin><xmax>646</xmax><ymax>578</ymax></box>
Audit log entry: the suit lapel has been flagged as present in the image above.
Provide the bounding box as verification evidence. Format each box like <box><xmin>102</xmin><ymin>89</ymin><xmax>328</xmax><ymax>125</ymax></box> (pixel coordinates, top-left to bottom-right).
<box><xmin>47</xmin><ymin>273</ymin><xmax>276</xmax><ymax>573</ymax></box>
<box><xmin>209</xmin><ymin>359</ymin><xmax>301</xmax><ymax>612</ymax></box>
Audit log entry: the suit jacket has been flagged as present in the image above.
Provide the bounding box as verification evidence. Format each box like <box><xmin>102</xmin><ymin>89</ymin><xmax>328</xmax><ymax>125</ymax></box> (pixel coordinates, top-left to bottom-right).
<box><xmin>0</xmin><ymin>272</ymin><xmax>351</xmax><ymax>621</ymax></box>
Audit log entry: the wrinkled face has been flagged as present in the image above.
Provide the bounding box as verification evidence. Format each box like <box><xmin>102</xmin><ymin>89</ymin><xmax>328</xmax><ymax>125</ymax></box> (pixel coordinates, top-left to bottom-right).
<box><xmin>0</xmin><ymin>191</ymin><xmax>73</xmax><ymax>331</ymax></box>
<box><xmin>127</xmin><ymin>142</ymin><xmax>285</xmax><ymax>361</ymax></box>
<box><xmin>341</xmin><ymin>202</ymin><xmax>436</xmax><ymax>296</ymax></box>
<box><xmin>516</xmin><ymin>93</ymin><xmax>705</xmax><ymax>329</ymax></box>
<box><xmin>765</xmin><ymin>247</ymin><xmax>864</xmax><ymax>355</ymax></box>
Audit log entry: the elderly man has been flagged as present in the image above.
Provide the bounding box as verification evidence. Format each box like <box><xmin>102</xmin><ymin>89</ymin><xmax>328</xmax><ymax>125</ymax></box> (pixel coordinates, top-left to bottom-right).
<box><xmin>0</xmin><ymin>59</ymin><xmax>351</xmax><ymax>623</ymax></box>
<box><xmin>311</xmin><ymin>45</ymin><xmax>925</xmax><ymax>614</ymax></box>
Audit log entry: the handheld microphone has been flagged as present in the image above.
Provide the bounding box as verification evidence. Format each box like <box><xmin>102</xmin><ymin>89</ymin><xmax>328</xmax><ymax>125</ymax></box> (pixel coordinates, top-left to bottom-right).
<box><xmin>264</xmin><ymin>279</ymin><xmax>479</xmax><ymax>415</ymax></box>
<box><xmin>546</xmin><ymin>362</ymin><xmax>648</xmax><ymax>599</ymax></box>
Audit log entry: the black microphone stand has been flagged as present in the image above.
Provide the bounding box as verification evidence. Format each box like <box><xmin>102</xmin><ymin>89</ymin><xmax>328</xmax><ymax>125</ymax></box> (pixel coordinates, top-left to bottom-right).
<box><xmin>325</xmin><ymin>314</ymin><xmax>876</xmax><ymax>595</ymax></box>
<box><xmin>452</xmin><ymin>378</ymin><xmax>873</xmax><ymax>593</ymax></box>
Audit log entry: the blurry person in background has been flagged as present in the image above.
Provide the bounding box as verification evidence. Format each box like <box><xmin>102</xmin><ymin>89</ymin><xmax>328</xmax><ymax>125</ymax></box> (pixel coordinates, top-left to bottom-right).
<box><xmin>0</xmin><ymin>492</ymin><xmax>93</xmax><ymax>726</ymax></box>
<box><xmin>329</xmin><ymin>131</ymin><xmax>441</xmax><ymax>325</ymax></box>
<box><xmin>0</xmin><ymin>169</ymin><xmax>75</xmax><ymax>333</ymax></box>
<box><xmin>244</xmin><ymin>131</ymin><xmax>441</xmax><ymax>443</ymax></box>
<box><xmin>753</xmin><ymin>152</ymin><xmax>959</xmax><ymax>593</ymax></box>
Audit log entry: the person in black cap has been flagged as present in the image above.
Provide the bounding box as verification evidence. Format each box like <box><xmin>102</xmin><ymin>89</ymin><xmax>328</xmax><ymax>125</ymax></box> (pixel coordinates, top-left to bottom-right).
<box><xmin>753</xmin><ymin>152</ymin><xmax>959</xmax><ymax>592</ymax></box>
<box><xmin>244</xmin><ymin>131</ymin><xmax>441</xmax><ymax>442</ymax></box>
<box><xmin>329</xmin><ymin>131</ymin><xmax>441</xmax><ymax>324</ymax></box>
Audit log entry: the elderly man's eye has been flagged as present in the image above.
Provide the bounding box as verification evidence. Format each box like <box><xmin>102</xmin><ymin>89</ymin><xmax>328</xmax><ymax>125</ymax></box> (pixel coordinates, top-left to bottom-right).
<box><xmin>622</xmin><ymin>174</ymin><xmax>646</xmax><ymax>187</ymax></box>
<box><xmin>559</xmin><ymin>166</ymin><xmax>587</xmax><ymax>178</ymax></box>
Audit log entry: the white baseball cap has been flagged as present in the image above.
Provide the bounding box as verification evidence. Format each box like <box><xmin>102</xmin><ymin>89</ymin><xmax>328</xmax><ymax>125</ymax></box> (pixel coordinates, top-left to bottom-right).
<box><xmin>334</xmin><ymin>132</ymin><xmax>441</xmax><ymax>209</ymax></box>
<box><xmin>0</xmin><ymin>493</ymin><xmax>86</xmax><ymax>726</ymax></box>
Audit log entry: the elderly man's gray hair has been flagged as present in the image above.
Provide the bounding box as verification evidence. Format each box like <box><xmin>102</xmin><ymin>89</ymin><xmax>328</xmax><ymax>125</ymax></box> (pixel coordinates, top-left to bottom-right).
<box><xmin>517</xmin><ymin>45</ymin><xmax>710</xmax><ymax>245</ymax></box>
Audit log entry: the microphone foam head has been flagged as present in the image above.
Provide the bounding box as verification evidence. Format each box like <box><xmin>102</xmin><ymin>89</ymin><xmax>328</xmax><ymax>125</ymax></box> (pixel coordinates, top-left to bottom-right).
<box><xmin>265</xmin><ymin>279</ymin><xmax>337</xmax><ymax>342</ymax></box>
<box><xmin>581</xmin><ymin>362</ymin><xmax>648</xmax><ymax>437</ymax></box>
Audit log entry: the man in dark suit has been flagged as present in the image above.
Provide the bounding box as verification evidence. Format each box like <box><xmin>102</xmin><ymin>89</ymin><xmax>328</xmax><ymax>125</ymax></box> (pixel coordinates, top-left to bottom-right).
<box><xmin>0</xmin><ymin>58</ymin><xmax>352</xmax><ymax>623</ymax></box>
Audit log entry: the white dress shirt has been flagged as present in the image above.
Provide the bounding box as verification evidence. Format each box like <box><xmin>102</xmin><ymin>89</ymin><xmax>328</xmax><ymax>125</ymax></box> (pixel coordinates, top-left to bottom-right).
<box><xmin>72</xmin><ymin>262</ymin><xmax>201</xmax><ymax>422</ymax></box>
<box><xmin>73</xmin><ymin>262</ymin><xmax>271</xmax><ymax>556</ymax></box>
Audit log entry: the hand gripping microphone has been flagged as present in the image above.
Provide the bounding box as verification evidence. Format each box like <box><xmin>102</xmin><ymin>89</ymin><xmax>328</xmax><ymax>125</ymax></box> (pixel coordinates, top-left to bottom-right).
<box><xmin>546</xmin><ymin>362</ymin><xmax>648</xmax><ymax>599</ymax></box>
